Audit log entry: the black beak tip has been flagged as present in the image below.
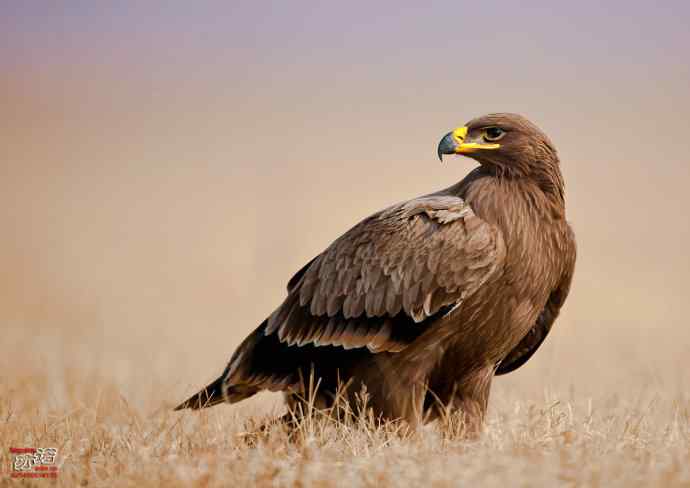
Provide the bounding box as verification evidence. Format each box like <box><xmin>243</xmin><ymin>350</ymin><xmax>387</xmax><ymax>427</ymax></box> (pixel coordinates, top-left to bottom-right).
<box><xmin>437</xmin><ymin>132</ymin><xmax>456</xmax><ymax>162</ymax></box>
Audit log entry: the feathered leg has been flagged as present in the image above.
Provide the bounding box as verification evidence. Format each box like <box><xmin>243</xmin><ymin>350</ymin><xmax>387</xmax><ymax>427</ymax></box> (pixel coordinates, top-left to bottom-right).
<box><xmin>425</xmin><ymin>365</ymin><xmax>494</xmax><ymax>437</ymax></box>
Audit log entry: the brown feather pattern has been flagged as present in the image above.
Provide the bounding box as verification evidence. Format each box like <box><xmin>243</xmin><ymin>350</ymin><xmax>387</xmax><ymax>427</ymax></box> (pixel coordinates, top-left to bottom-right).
<box><xmin>263</xmin><ymin>195</ymin><xmax>504</xmax><ymax>353</ymax></box>
<box><xmin>175</xmin><ymin>113</ymin><xmax>577</xmax><ymax>432</ymax></box>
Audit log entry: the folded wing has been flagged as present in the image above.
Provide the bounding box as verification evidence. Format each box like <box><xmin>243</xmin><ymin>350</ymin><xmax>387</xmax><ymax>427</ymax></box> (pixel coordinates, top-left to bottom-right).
<box><xmin>263</xmin><ymin>194</ymin><xmax>505</xmax><ymax>355</ymax></box>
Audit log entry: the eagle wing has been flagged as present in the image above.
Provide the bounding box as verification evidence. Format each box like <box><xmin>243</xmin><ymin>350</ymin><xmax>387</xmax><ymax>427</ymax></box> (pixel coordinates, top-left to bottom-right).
<box><xmin>264</xmin><ymin>194</ymin><xmax>506</xmax><ymax>354</ymax></box>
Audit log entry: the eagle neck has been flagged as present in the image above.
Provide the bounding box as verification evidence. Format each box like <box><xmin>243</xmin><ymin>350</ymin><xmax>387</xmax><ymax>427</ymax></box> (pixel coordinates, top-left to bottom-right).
<box><xmin>454</xmin><ymin>169</ymin><xmax>566</xmax><ymax>256</ymax></box>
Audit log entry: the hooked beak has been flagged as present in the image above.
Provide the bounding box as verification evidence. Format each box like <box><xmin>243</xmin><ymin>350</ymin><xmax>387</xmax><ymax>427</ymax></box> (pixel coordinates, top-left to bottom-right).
<box><xmin>437</xmin><ymin>126</ymin><xmax>500</xmax><ymax>161</ymax></box>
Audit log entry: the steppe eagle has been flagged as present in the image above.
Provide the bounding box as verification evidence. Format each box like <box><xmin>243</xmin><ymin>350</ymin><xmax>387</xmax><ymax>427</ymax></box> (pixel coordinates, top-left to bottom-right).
<box><xmin>176</xmin><ymin>113</ymin><xmax>576</xmax><ymax>433</ymax></box>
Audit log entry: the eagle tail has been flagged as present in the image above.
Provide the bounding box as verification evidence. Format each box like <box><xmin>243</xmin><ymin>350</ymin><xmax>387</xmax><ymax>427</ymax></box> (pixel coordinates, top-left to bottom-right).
<box><xmin>174</xmin><ymin>376</ymin><xmax>225</xmax><ymax>411</ymax></box>
<box><xmin>174</xmin><ymin>375</ymin><xmax>262</xmax><ymax>411</ymax></box>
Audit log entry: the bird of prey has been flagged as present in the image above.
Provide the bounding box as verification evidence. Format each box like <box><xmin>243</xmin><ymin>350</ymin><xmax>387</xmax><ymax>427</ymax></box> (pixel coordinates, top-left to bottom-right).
<box><xmin>176</xmin><ymin>113</ymin><xmax>576</xmax><ymax>433</ymax></box>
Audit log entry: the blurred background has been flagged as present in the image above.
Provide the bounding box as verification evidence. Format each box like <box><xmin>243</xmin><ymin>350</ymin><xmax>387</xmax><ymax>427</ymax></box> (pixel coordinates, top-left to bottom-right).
<box><xmin>2</xmin><ymin>1</ymin><xmax>689</xmax><ymax>412</ymax></box>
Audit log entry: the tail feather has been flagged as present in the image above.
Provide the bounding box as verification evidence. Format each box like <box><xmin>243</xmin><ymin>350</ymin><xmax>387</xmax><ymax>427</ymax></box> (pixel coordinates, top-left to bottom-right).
<box><xmin>174</xmin><ymin>376</ymin><xmax>225</xmax><ymax>411</ymax></box>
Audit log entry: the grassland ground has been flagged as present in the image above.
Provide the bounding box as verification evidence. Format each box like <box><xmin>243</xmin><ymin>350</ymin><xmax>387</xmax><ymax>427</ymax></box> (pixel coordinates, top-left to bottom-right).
<box><xmin>2</xmin><ymin>325</ymin><xmax>689</xmax><ymax>487</ymax></box>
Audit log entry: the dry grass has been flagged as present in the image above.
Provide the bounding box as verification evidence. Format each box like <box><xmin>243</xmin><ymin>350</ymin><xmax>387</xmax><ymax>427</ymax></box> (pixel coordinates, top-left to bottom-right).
<box><xmin>2</xmin><ymin>327</ymin><xmax>690</xmax><ymax>488</ymax></box>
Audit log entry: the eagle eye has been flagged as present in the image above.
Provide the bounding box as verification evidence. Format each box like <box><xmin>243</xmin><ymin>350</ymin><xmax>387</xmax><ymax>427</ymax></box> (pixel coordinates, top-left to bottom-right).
<box><xmin>483</xmin><ymin>127</ymin><xmax>506</xmax><ymax>142</ymax></box>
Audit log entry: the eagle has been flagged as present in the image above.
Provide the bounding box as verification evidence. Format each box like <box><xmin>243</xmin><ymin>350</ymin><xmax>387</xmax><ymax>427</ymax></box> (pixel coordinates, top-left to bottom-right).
<box><xmin>175</xmin><ymin>113</ymin><xmax>576</xmax><ymax>433</ymax></box>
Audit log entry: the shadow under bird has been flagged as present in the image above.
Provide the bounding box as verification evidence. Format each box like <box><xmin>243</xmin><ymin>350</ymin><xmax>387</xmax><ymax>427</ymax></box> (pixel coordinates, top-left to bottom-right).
<box><xmin>175</xmin><ymin>113</ymin><xmax>576</xmax><ymax>433</ymax></box>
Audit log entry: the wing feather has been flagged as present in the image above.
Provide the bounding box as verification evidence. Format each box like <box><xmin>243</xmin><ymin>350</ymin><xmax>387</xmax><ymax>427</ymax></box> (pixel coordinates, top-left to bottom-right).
<box><xmin>265</xmin><ymin>193</ymin><xmax>505</xmax><ymax>353</ymax></box>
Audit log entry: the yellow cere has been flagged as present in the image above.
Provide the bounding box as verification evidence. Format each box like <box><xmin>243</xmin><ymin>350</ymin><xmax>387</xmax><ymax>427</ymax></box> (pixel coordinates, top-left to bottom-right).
<box><xmin>452</xmin><ymin>126</ymin><xmax>468</xmax><ymax>142</ymax></box>
<box><xmin>451</xmin><ymin>126</ymin><xmax>501</xmax><ymax>153</ymax></box>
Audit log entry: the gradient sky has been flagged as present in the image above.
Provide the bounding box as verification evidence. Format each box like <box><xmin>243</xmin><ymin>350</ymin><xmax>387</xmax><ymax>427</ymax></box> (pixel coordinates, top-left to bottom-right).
<box><xmin>2</xmin><ymin>2</ymin><xmax>690</xmax><ymax>386</ymax></box>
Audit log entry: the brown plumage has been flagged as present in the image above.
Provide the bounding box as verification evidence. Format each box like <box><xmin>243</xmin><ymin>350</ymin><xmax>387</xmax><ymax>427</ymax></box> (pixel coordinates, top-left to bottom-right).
<box><xmin>175</xmin><ymin>113</ymin><xmax>576</xmax><ymax>433</ymax></box>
